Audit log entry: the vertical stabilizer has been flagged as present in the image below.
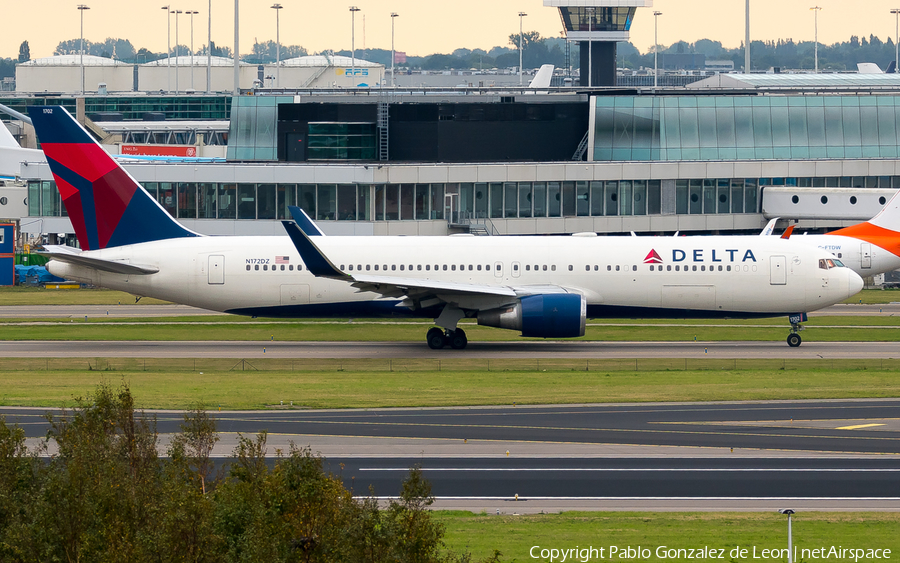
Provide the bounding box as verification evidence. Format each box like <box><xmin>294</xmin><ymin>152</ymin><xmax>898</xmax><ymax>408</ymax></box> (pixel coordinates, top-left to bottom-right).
<box><xmin>867</xmin><ymin>190</ymin><xmax>900</xmax><ymax>232</ymax></box>
<box><xmin>27</xmin><ymin>106</ymin><xmax>198</xmax><ymax>250</ymax></box>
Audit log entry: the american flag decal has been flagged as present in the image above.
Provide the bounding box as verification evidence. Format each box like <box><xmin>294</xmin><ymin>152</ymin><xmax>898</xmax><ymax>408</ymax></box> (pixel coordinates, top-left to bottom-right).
<box><xmin>275</xmin><ymin>256</ymin><xmax>290</xmax><ymax>264</ymax></box>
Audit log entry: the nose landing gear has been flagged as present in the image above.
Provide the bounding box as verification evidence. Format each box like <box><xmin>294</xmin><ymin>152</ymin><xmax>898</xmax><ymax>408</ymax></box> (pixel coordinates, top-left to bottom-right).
<box><xmin>787</xmin><ymin>313</ymin><xmax>808</xmax><ymax>348</ymax></box>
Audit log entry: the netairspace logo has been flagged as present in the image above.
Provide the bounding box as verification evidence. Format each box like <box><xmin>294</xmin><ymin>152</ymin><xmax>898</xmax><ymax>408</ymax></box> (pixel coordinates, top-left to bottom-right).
<box><xmin>529</xmin><ymin>545</ymin><xmax>892</xmax><ymax>563</ymax></box>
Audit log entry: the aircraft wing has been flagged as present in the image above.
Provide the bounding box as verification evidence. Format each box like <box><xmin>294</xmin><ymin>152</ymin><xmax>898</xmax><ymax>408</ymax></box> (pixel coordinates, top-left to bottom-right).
<box><xmin>348</xmin><ymin>274</ymin><xmax>517</xmax><ymax>298</ymax></box>
<box><xmin>38</xmin><ymin>245</ymin><xmax>159</xmax><ymax>275</ymax></box>
<box><xmin>282</xmin><ymin>220</ymin><xmax>524</xmax><ymax>305</ymax></box>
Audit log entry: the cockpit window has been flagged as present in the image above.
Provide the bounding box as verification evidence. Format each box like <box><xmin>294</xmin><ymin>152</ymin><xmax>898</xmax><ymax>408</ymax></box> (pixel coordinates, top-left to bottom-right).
<box><xmin>819</xmin><ymin>258</ymin><xmax>845</xmax><ymax>270</ymax></box>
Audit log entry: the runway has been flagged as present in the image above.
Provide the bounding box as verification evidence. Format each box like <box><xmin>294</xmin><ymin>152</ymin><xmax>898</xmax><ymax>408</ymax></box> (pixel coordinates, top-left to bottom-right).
<box><xmin>1</xmin><ymin>339</ymin><xmax>899</xmax><ymax>359</ymax></box>
<box><xmin>3</xmin><ymin>400</ymin><xmax>899</xmax><ymax>511</ymax></box>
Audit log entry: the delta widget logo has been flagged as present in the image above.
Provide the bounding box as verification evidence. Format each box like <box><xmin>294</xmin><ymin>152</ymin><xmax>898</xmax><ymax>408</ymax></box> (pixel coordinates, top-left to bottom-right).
<box><xmin>643</xmin><ymin>249</ymin><xmax>663</xmax><ymax>264</ymax></box>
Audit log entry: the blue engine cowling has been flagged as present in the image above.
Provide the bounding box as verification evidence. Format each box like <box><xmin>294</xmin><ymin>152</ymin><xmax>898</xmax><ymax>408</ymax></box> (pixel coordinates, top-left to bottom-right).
<box><xmin>477</xmin><ymin>293</ymin><xmax>586</xmax><ymax>338</ymax></box>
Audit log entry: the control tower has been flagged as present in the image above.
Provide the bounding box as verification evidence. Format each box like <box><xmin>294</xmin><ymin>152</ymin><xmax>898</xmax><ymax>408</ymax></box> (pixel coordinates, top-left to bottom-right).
<box><xmin>544</xmin><ymin>0</ymin><xmax>653</xmax><ymax>87</ymax></box>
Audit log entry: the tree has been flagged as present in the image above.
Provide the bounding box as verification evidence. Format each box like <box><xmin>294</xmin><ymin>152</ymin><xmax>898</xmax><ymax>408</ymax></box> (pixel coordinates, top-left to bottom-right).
<box><xmin>17</xmin><ymin>41</ymin><xmax>30</xmax><ymax>63</ymax></box>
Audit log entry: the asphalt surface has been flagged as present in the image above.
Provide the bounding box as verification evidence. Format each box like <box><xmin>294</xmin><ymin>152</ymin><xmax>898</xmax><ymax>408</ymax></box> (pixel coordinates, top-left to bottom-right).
<box><xmin>1</xmin><ymin>339</ymin><xmax>899</xmax><ymax>359</ymax></box>
<box><xmin>4</xmin><ymin>400</ymin><xmax>899</xmax><ymax>511</ymax></box>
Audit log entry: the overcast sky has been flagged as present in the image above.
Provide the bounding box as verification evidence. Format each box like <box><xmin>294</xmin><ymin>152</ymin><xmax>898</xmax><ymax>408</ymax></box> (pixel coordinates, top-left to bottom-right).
<box><xmin>5</xmin><ymin>0</ymin><xmax>900</xmax><ymax>60</ymax></box>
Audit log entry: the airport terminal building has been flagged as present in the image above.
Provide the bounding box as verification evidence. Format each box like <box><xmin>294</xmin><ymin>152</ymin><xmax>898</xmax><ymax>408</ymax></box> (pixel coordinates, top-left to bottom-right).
<box><xmin>10</xmin><ymin>74</ymin><xmax>900</xmax><ymax>240</ymax></box>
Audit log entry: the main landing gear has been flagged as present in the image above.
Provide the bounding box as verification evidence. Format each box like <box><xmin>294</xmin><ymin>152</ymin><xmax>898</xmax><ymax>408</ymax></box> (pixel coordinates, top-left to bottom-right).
<box><xmin>427</xmin><ymin>327</ymin><xmax>468</xmax><ymax>350</ymax></box>
<box><xmin>786</xmin><ymin>313</ymin><xmax>808</xmax><ymax>348</ymax></box>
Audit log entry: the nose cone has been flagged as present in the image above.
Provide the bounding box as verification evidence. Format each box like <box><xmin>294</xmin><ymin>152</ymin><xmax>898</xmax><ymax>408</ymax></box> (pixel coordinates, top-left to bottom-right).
<box><xmin>845</xmin><ymin>269</ymin><xmax>864</xmax><ymax>298</ymax></box>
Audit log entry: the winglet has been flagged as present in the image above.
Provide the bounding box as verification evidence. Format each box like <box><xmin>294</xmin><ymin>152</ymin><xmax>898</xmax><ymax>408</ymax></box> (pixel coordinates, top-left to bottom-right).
<box><xmin>780</xmin><ymin>225</ymin><xmax>795</xmax><ymax>240</ymax></box>
<box><xmin>281</xmin><ymin>221</ymin><xmax>348</xmax><ymax>279</ymax></box>
<box><xmin>760</xmin><ymin>217</ymin><xmax>779</xmax><ymax>236</ymax></box>
<box><xmin>288</xmin><ymin>205</ymin><xmax>326</xmax><ymax>236</ymax></box>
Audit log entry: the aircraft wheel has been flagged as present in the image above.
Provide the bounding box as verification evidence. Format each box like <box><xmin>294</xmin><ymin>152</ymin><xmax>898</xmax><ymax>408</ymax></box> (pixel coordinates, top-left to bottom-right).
<box><xmin>787</xmin><ymin>333</ymin><xmax>802</xmax><ymax>348</ymax></box>
<box><xmin>449</xmin><ymin>328</ymin><xmax>468</xmax><ymax>350</ymax></box>
<box><xmin>427</xmin><ymin>327</ymin><xmax>447</xmax><ymax>350</ymax></box>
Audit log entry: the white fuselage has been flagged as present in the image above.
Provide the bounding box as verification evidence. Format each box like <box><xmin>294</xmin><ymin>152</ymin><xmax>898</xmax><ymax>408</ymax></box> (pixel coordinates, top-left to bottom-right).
<box><xmin>796</xmin><ymin>233</ymin><xmax>900</xmax><ymax>278</ymax></box>
<box><xmin>48</xmin><ymin>234</ymin><xmax>862</xmax><ymax>319</ymax></box>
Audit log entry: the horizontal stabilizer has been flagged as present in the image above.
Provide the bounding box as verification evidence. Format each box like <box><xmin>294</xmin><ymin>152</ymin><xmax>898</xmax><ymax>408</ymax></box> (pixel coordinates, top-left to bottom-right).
<box><xmin>39</xmin><ymin>245</ymin><xmax>159</xmax><ymax>275</ymax></box>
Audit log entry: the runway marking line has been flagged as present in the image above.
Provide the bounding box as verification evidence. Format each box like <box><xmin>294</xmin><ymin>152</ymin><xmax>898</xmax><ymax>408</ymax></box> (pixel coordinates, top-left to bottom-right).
<box><xmin>360</xmin><ymin>468</ymin><xmax>900</xmax><ymax>472</ymax></box>
<box><xmin>838</xmin><ymin>423</ymin><xmax>887</xmax><ymax>430</ymax></box>
<box><xmin>214</xmin><ymin>405</ymin><xmax>900</xmax><ymax>424</ymax></box>
<box><xmin>222</xmin><ymin>418</ymin><xmax>900</xmax><ymax>447</ymax></box>
<box><xmin>230</xmin><ymin>432</ymin><xmax>899</xmax><ymax>456</ymax></box>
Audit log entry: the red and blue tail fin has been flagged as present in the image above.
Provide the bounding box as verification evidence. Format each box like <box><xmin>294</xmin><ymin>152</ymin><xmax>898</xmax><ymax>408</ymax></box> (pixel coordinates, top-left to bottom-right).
<box><xmin>28</xmin><ymin>106</ymin><xmax>198</xmax><ymax>250</ymax></box>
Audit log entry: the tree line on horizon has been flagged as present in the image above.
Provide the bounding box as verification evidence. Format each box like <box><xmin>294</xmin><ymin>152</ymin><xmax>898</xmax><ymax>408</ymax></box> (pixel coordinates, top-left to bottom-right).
<box><xmin>0</xmin><ymin>383</ymin><xmax>501</xmax><ymax>562</ymax></box>
<box><xmin>2</xmin><ymin>32</ymin><xmax>900</xmax><ymax>80</ymax></box>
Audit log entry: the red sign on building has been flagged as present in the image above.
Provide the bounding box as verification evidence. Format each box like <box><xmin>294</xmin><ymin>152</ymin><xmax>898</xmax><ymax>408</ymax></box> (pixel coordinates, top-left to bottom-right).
<box><xmin>121</xmin><ymin>145</ymin><xmax>197</xmax><ymax>157</ymax></box>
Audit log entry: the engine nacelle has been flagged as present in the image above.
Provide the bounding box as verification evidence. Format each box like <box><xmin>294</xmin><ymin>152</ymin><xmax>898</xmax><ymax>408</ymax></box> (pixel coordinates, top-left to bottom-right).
<box><xmin>477</xmin><ymin>293</ymin><xmax>586</xmax><ymax>338</ymax></box>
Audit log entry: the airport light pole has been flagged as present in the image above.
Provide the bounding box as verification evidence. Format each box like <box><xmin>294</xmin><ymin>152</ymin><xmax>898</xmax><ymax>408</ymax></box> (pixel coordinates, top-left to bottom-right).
<box><xmin>391</xmin><ymin>12</ymin><xmax>399</xmax><ymax>87</ymax></box>
<box><xmin>233</xmin><ymin>0</ymin><xmax>239</xmax><ymax>96</ymax></box>
<box><xmin>187</xmin><ymin>10</ymin><xmax>198</xmax><ymax>90</ymax></box>
<box><xmin>779</xmin><ymin>509</ymin><xmax>795</xmax><ymax>563</ymax></box>
<box><xmin>745</xmin><ymin>0</ymin><xmax>750</xmax><ymax>72</ymax></box>
<box><xmin>271</xmin><ymin>3</ymin><xmax>282</xmax><ymax>88</ymax></box>
<box><xmin>811</xmin><ymin>6</ymin><xmax>821</xmax><ymax>73</ymax></box>
<box><xmin>207</xmin><ymin>0</ymin><xmax>212</xmax><ymax>92</ymax></box>
<box><xmin>892</xmin><ymin>9</ymin><xmax>900</xmax><ymax>72</ymax></box>
<box><xmin>350</xmin><ymin>6</ymin><xmax>360</xmax><ymax>87</ymax></box>
<box><xmin>162</xmin><ymin>5</ymin><xmax>171</xmax><ymax>92</ymax></box>
<box><xmin>586</xmin><ymin>6</ymin><xmax>593</xmax><ymax>87</ymax></box>
<box><xmin>173</xmin><ymin>9</ymin><xmax>183</xmax><ymax>93</ymax></box>
<box><xmin>78</xmin><ymin>4</ymin><xmax>90</xmax><ymax>96</ymax></box>
<box><xmin>653</xmin><ymin>11</ymin><xmax>662</xmax><ymax>89</ymax></box>
<box><xmin>518</xmin><ymin>11</ymin><xmax>527</xmax><ymax>85</ymax></box>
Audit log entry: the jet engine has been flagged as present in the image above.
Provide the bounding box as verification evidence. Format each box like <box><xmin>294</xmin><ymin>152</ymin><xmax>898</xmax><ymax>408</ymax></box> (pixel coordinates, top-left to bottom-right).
<box><xmin>477</xmin><ymin>293</ymin><xmax>586</xmax><ymax>338</ymax></box>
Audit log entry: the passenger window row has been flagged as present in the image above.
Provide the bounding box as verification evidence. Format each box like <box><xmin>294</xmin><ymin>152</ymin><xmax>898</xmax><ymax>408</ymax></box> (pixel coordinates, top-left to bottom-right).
<box><xmin>340</xmin><ymin>264</ymin><xmax>500</xmax><ymax>272</ymax></box>
<box><xmin>244</xmin><ymin>262</ymin><xmax>749</xmax><ymax>275</ymax></box>
<box><xmin>648</xmin><ymin>264</ymin><xmax>733</xmax><ymax>272</ymax></box>
<box><xmin>246</xmin><ymin>264</ymin><xmax>304</xmax><ymax>272</ymax></box>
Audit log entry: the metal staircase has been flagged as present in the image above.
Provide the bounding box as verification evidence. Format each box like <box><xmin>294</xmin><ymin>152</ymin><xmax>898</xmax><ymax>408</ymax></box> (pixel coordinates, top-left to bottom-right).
<box><xmin>377</xmin><ymin>101</ymin><xmax>390</xmax><ymax>161</ymax></box>
<box><xmin>572</xmin><ymin>130</ymin><xmax>590</xmax><ymax>161</ymax></box>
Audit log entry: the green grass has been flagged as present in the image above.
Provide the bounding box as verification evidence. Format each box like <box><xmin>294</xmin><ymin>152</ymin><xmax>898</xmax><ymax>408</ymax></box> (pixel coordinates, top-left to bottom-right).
<box><xmin>436</xmin><ymin>512</ymin><xmax>900</xmax><ymax>562</ymax></box>
<box><xmin>0</xmin><ymin>318</ymin><xmax>898</xmax><ymax>342</ymax></box>
<box><xmin>2</xmin><ymin>359</ymin><xmax>899</xmax><ymax>409</ymax></box>
<box><xmin>0</xmin><ymin>287</ymin><xmax>170</xmax><ymax>306</ymax></box>
<box><xmin>842</xmin><ymin>288</ymin><xmax>900</xmax><ymax>304</ymax></box>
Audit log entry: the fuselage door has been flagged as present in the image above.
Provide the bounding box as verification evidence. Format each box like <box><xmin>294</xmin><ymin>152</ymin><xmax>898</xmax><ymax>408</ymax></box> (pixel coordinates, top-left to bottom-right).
<box><xmin>511</xmin><ymin>261</ymin><xmax>521</xmax><ymax>278</ymax></box>
<box><xmin>208</xmin><ymin>255</ymin><xmax>225</xmax><ymax>285</ymax></box>
<box><xmin>861</xmin><ymin>243</ymin><xmax>872</xmax><ymax>269</ymax></box>
<box><xmin>770</xmin><ymin>255</ymin><xmax>786</xmax><ymax>285</ymax></box>
<box><xmin>493</xmin><ymin>261</ymin><xmax>503</xmax><ymax>278</ymax></box>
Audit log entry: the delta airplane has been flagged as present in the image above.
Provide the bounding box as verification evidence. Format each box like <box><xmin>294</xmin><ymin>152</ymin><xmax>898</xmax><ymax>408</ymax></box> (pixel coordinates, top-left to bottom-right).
<box><xmin>29</xmin><ymin>105</ymin><xmax>863</xmax><ymax>349</ymax></box>
<box><xmin>764</xmin><ymin>192</ymin><xmax>900</xmax><ymax>279</ymax></box>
